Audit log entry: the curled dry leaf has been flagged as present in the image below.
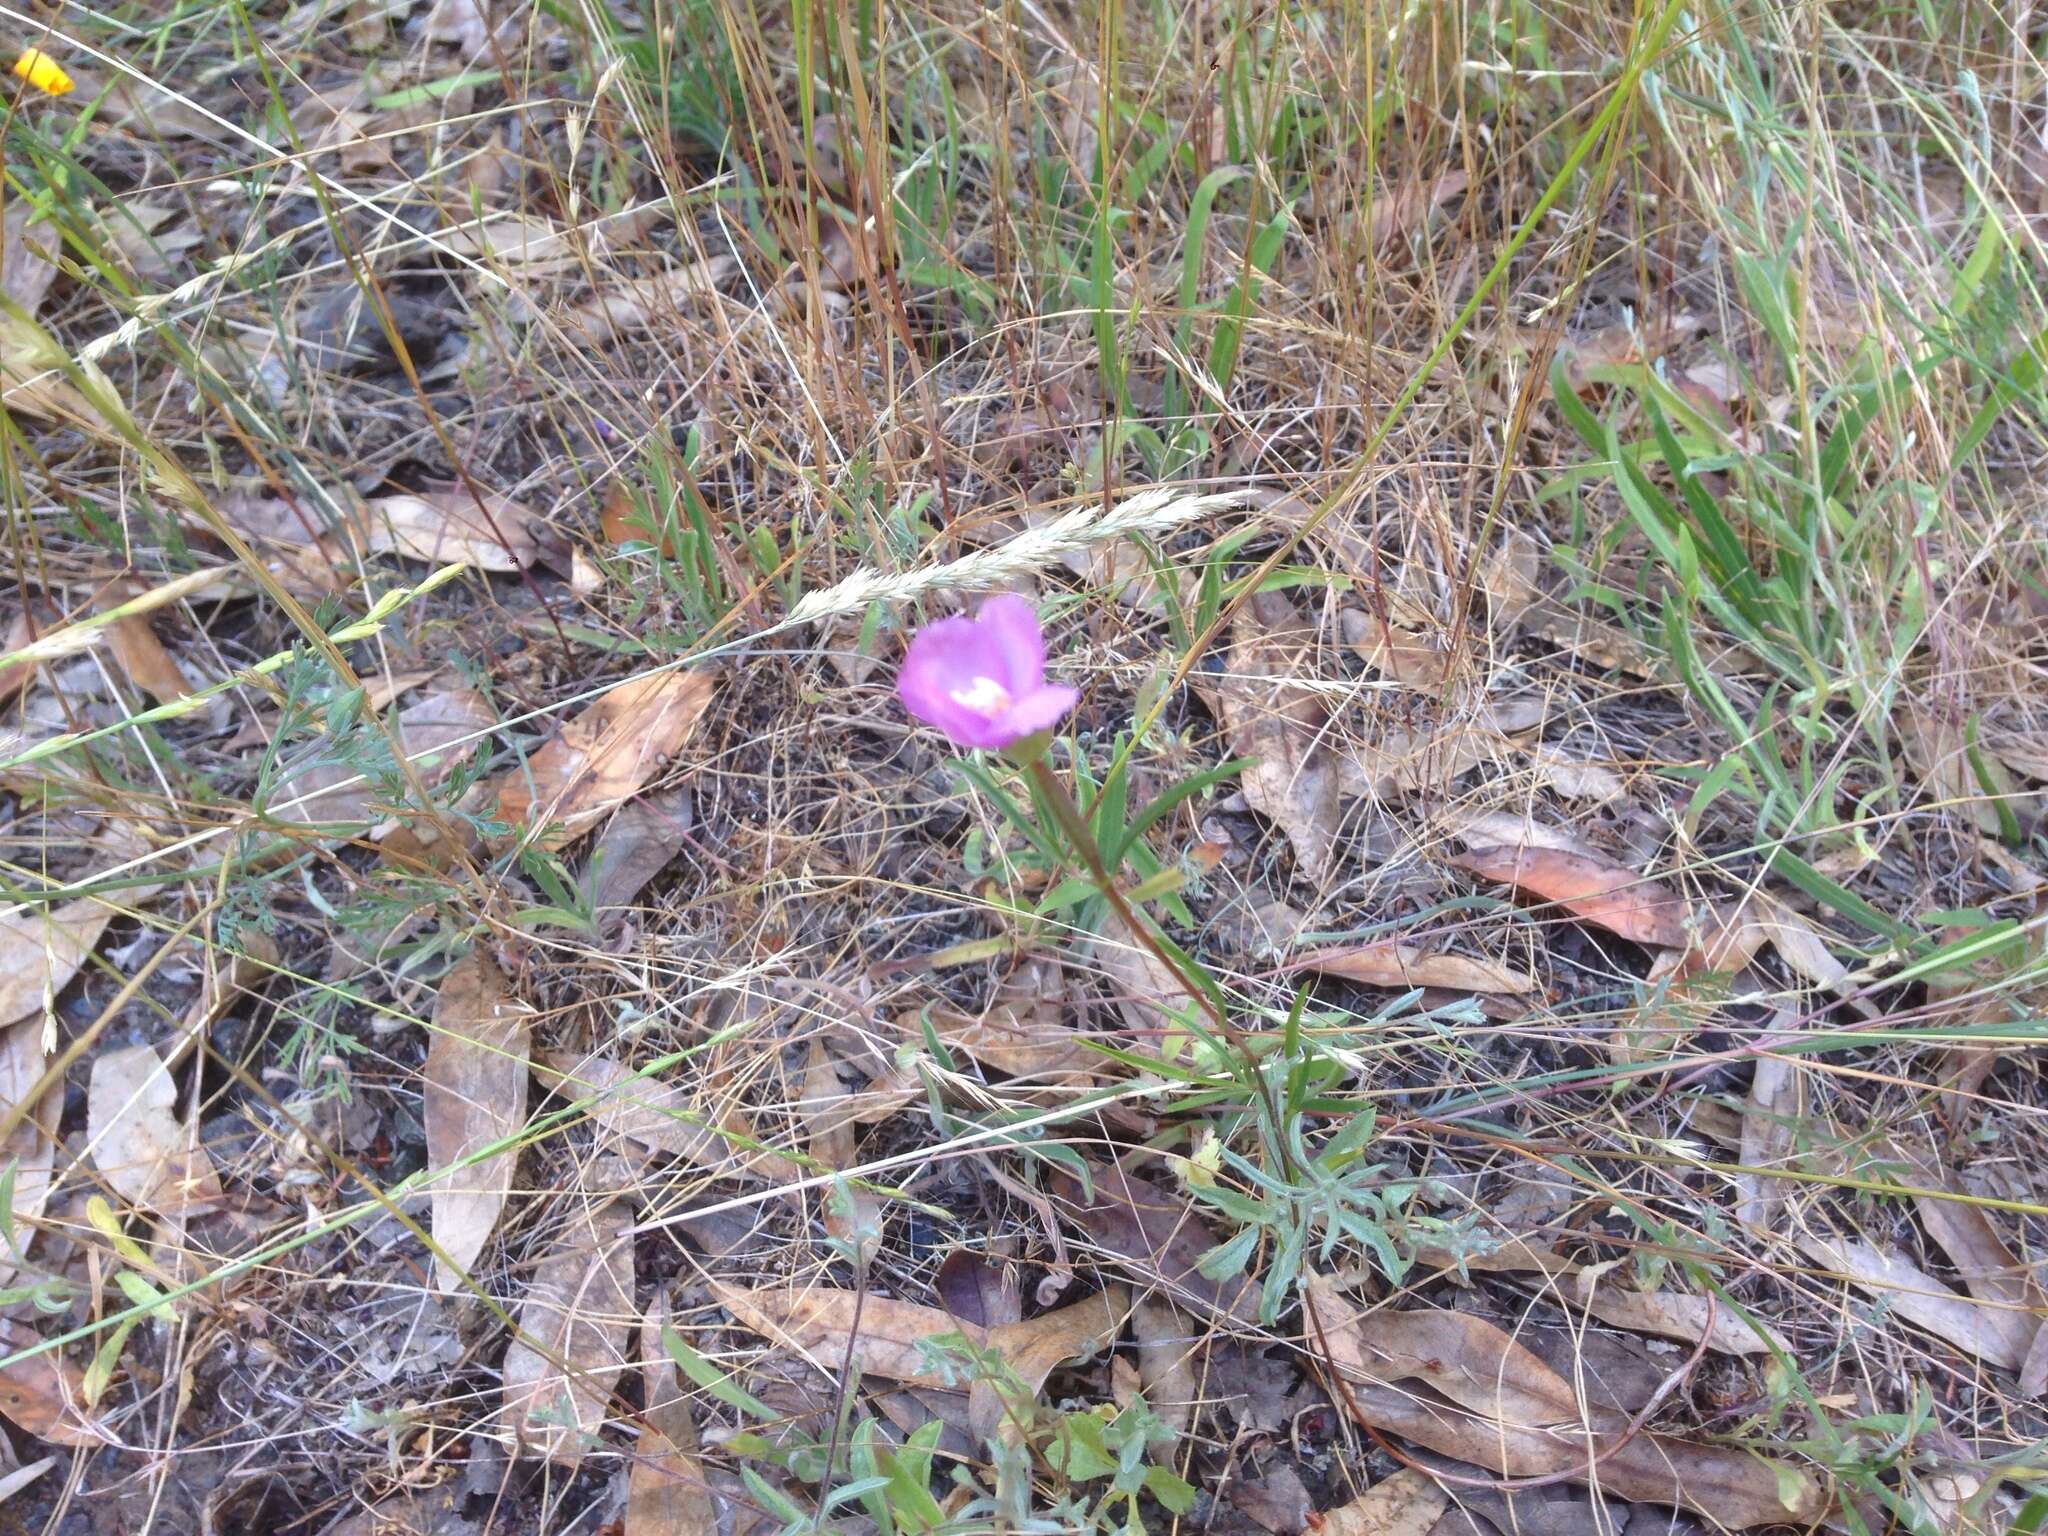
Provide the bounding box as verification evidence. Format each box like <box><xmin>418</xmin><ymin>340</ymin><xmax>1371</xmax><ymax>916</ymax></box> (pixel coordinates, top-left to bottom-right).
<box><xmin>1223</xmin><ymin>590</ymin><xmax>1343</xmax><ymax>881</ymax></box>
<box><xmin>355</xmin><ymin>489</ymin><xmax>548</xmax><ymax>572</ymax></box>
<box><xmin>492</xmin><ymin>670</ymin><xmax>716</xmax><ymax>850</ymax></box>
<box><xmin>85</xmin><ymin>1044</ymin><xmax>224</xmax><ymax>1217</ymax></box>
<box><xmin>424</xmin><ymin>952</ymin><xmax>531</xmax><ymax>1290</ymax></box>
<box><xmin>1794</xmin><ymin>1231</ymin><xmax>2030</xmax><ymax>1372</ymax></box>
<box><xmin>534</xmin><ymin>1050</ymin><xmax>795</xmax><ymax>1181</ymax></box>
<box><xmin>1294</xmin><ymin>942</ymin><xmax>1535</xmax><ymax>997</ymax></box>
<box><xmin>0</xmin><ymin>1319</ymin><xmax>102</xmax><ymax>1447</ymax></box>
<box><xmin>1452</xmin><ymin>845</ymin><xmax>1691</xmax><ymax>950</ymax></box>
<box><xmin>630</xmin><ymin>1298</ymin><xmax>717</xmax><ymax>1536</ymax></box>
<box><xmin>1049</xmin><ymin>1159</ymin><xmax>1257</xmax><ymax>1325</ymax></box>
<box><xmin>1302</xmin><ymin>1278</ymin><xmax>1819</xmax><ymax>1528</ymax></box>
<box><xmin>500</xmin><ymin>1198</ymin><xmax>634</xmax><ymax>1468</ymax></box>
<box><xmin>1312</xmin><ymin>1468</ymin><xmax>1448</xmax><ymax>1536</ymax></box>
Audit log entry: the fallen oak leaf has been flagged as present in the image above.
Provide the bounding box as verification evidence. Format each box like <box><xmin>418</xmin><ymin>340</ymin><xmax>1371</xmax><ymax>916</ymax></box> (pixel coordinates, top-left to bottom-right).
<box><xmin>423</xmin><ymin>952</ymin><xmax>531</xmax><ymax>1290</ymax></box>
<box><xmin>1452</xmin><ymin>844</ymin><xmax>1691</xmax><ymax>950</ymax></box>
<box><xmin>491</xmin><ymin>670</ymin><xmax>717</xmax><ymax>850</ymax></box>
<box><xmin>500</xmin><ymin>1197</ymin><xmax>634</xmax><ymax>1468</ymax></box>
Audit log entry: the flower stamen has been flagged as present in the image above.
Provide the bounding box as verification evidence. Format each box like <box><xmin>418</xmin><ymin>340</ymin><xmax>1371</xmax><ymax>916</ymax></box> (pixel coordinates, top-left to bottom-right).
<box><xmin>948</xmin><ymin>675</ymin><xmax>1013</xmax><ymax>720</ymax></box>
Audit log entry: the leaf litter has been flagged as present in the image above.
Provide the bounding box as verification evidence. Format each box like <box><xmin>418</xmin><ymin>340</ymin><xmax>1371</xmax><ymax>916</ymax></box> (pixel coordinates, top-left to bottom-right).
<box><xmin>6</xmin><ymin>6</ymin><xmax>2045</xmax><ymax>1531</ymax></box>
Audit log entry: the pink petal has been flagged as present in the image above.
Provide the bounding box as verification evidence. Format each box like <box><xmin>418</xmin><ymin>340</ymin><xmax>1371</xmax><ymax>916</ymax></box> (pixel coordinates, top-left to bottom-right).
<box><xmin>974</xmin><ymin>594</ymin><xmax>1048</xmax><ymax>693</ymax></box>
<box><xmin>897</xmin><ymin>616</ymin><xmax>1016</xmax><ymax>749</ymax></box>
<box><xmin>992</xmin><ymin>683</ymin><xmax>1079</xmax><ymax>743</ymax></box>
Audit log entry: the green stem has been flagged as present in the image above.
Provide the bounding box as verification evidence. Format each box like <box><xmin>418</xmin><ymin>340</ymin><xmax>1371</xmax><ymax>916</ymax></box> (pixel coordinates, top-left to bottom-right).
<box><xmin>1023</xmin><ymin>756</ymin><xmax>1297</xmax><ymax>1177</ymax></box>
<box><xmin>1024</xmin><ymin>756</ymin><xmax>1224</xmax><ymax>1034</ymax></box>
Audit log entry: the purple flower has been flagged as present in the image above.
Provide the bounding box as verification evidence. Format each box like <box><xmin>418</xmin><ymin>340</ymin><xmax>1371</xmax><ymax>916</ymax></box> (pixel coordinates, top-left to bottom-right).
<box><xmin>897</xmin><ymin>594</ymin><xmax>1078</xmax><ymax>751</ymax></box>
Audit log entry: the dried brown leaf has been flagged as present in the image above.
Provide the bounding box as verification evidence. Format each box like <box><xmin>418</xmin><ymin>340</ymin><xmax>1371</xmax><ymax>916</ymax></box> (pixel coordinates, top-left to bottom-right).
<box><xmin>0</xmin><ymin>896</ymin><xmax>115</xmax><ymax>1029</ymax></box>
<box><xmin>1349</xmin><ymin>610</ymin><xmax>1458</xmax><ymax>691</ymax></box>
<box><xmin>1886</xmin><ymin>1137</ymin><xmax>2041</xmax><ymax>1372</ymax></box>
<box><xmin>1794</xmin><ymin>1231</ymin><xmax>2030</xmax><ymax>1371</ymax></box>
<box><xmin>1050</xmin><ymin>1160</ymin><xmax>1257</xmax><ymax>1325</ymax></box>
<box><xmin>424</xmin><ymin>952</ymin><xmax>531</xmax><ymax>1289</ymax></box>
<box><xmin>587</xmin><ymin>788</ymin><xmax>694</xmax><ymax>917</ymax></box>
<box><xmin>1564</xmin><ymin>1270</ymin><xmax>1788</xmax><ymax>1357</ymax></box>
<box><xmin>0</xmin><ymin>1320</ymin><xmax>102</xmax><ymax>1447</ymax></box>
<box><xmin>936</xmin><ymin>1250</ymin><xmax>1022</xmax><ymax>1330</ymax></box>
<box><xmin>534</xmin><ymin>1050</ymin><xmax>794</xmax><ymax>1181</ymax></box>
<box><xmin>802</xmin><ymin>1038</ymin><xmax>885</xmax><ymax>1266</ymax></box>
<box><xmin>355</xmin><ymin>490</ymin><xmax>548</xmax><ymax>572</ymax></box>
<box><xmin>101</xmin><ymin>615</ymin><xmax>187</xmax><ymax>704</ymax></box>
<box><xmin>319</xmin><ymin>1484</ymin><xmax>467</xmax><ymax>1536</ymax></box>
<box><xmin>630</xmin><ymin>1298</ymin><xmax>717</xmax><ymax>1536</ymax></box>
<box><xmin>0</xmin><ymin>1021</ymin><xmax>58</xmax><ymax>1278</ymax></box>
<box><xmin>713</xmin><ymin>1283</ymin><xmax>965</xmax><ymax>1388</ymax></box>
<box><xmin>715</xmin><ymin>1281</ymin><xmax>1128</xmax><ymax>1432</ymax></box>
<box><xmin>1224</xmin><ymin>590</ymin><xmax>1343</xmax><ymax>879</ymax></box>
<box><xmin>1132</xmin><ymin>1297</ymin><xmax>1200</xmax><ymax>1437</ymax></box>
<box><xmin>85</xmin><ymin>1044</ymin><xmax>223</xmax><ymax>1217</ymax></box>
<box><xmin>500</xmin><ymin>1199</ymin><xmax>634</xmax><ymax>1468</ymax></box>
<box><xmin>1303</xmin><ymin>1278</ymin><xmax>1819</xmax><ymax>1527</ymax></box>
<box><xmin>971</xmin><ymin>1285</ymin><xmax>1130</xmax><ymax>1439</ymax></box>
<box><xmin>1453</xmin><ymin>845</ymin><xmax>1690</xmax><ymax>950</ymax></box>
<box><xmin>1736</xmin><ymin>1038</ymin><xmax>1804</xmax><ymax>1230</ymax></box>
<box><xmin>924</xmin><ymin>1003</ymin><xmax>1101</xmax><ymax>1083</ymax></box>
<box><xmin>1312</xmin><ymin>1469</ymin><xmax>1448</xmax><ymax>1536</ymax></box>
<box><xmin>1899</xmin><ymin>698</ymin><xmax>2029</xmax><ymax>836</ymax></box>
<box><xmin>1295</xmin><ymin>942</ymin><xmax>1535</xmax><ymax>997</ymax></box>
<box><xmin>0</xmin><ymin>206</ymin><xmax>57</xmax><ymax>315</ymax></box>
<box><xmin>1089</xmin><ymin>913</ymin><xmax>1200</xmax><ymax>1044</ymax></box>
<box><xmin>1368</xmin><ymin>173</ymin><xmax>1467</xmax><ymax>249</ymax></box>
<box><xmin>492</xmin><ymin>671</ymin><xmax>716</xmax><ymax>849</ymax></box>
